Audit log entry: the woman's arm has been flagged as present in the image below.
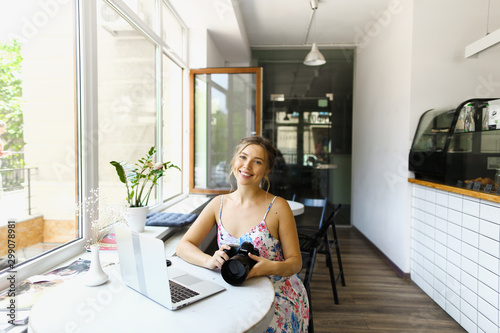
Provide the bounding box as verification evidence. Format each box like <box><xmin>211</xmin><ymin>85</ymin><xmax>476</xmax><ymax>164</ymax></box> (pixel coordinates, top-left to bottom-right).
<box><xmin>176</xmin><ymin>196</ymin><xmax>230</xmax><ymax>270</ymax></box>
<box><xmin>247</xmin><ymin>197</ymin><xmax>302</xmax><ymax>278</ymax></box>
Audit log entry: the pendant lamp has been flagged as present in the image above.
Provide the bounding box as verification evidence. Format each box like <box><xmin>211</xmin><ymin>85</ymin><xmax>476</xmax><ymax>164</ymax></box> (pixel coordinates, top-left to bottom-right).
<box><xmin>303</xmin><ymin>0</ymin><xmax>325</xmax><ymax>66</ymax></box>
<box><xmin>304</xmin><ymin>42</ymin><xmax>326</xmax><ymax>66</ymax></box>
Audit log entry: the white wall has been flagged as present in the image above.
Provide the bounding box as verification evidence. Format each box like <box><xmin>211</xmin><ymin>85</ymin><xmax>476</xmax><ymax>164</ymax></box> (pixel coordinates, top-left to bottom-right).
<box><xmin>352</xmin><ymin>0</ymin><xmax>413</xmax><ymax>272</ymax></box>
<box><xmin>410</xmin><ymin>0</ymin><xmax>500</xmax><ymax>136</ymax></box>
<box><xmin>188</xmin><ymin>28</ymin><xmax>225</xmax><ymax>68</ymax></box>
<box><xmin>353</xmin><ymin>0</ymin><xmax>500</xmax><ymax>274</ymax></box>
<box><xmin>206</xmin><ymin>32</ymin><xmax>226</xmax><ymax>68</ymax></box>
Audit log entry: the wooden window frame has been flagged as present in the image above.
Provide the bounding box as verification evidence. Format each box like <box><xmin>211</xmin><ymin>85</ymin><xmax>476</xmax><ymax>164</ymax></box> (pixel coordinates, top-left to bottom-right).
<box><xmin>189</xmin><ymin>67</ymin><xmax>262</xmax><ymax>194</ymax></box>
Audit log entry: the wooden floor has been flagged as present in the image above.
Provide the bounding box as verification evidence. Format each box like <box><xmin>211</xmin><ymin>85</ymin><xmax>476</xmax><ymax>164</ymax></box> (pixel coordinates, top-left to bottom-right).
<box><xmin>306</xmin><ymin>227</ymin><xmax>466</xmax><ymax>333</ymax></box>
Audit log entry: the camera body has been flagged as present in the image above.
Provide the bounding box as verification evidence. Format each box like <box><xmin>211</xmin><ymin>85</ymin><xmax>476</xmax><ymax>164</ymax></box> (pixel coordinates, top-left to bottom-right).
<box><xmin>221</xmin><ymin>242</ymin><xmax>259</xmax><ymax>286</ymax></box>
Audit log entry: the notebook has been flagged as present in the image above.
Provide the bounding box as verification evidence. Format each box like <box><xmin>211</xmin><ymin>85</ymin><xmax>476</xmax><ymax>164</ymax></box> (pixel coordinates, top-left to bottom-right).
<box><xmin>114</xmin><ymin>225</ymin><xmax>225</xmax><ymax>310</ymax></box>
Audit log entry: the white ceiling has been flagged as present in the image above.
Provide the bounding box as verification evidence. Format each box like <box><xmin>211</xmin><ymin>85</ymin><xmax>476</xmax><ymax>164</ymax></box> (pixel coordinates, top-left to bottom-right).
<box><xmin>241</xmin><ymin>0</ymin><xmax>394</xmax><ymax>46</ymax></box>
<box><xmin>169</xmin><ymin>0</ymin><xmax>394</xmax><ymax>63</ymax></box>
<box><xmin>168</xmin><ymin>0</ymin><xmax>394</xmax><ymax>99</ymax></box>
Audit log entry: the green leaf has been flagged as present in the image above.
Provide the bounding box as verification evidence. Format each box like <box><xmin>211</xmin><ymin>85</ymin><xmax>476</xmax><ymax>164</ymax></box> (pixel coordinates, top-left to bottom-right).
<box><xmin>148</xmin><ymin>146</ymin><xmax>156</xmax><ymax>156</ymax></box>
<box><xmin>110</xmin><ymin>161</ymin><xmax>127</xmax><ymax>184</ymax></box>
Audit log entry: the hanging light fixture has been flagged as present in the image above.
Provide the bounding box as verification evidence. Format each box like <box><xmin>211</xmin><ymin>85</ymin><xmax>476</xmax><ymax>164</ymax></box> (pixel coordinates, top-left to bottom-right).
<box><xmin>304</xmin><ymin>42</ymin><xmax>326</xmax><ymax>66</ymax></box>
<box><xmin>303</xmin><ymin>0</ymin><xmax>326</xmax><ymax>66</ymax></box>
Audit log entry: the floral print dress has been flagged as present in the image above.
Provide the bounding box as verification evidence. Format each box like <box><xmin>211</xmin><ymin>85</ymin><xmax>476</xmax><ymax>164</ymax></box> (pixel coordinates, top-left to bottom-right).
<box><xmin>217</xmin><ymin>195</ymin><xmax>310</xmax><ymax>333</ymax></box>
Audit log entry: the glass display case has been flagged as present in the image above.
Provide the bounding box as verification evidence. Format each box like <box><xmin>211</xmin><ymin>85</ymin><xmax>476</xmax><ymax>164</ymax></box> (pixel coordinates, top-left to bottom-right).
<box><xmin>409</xmin><ymin>98</ymin><xmax>500</xmax><ymax>191</ymax></box>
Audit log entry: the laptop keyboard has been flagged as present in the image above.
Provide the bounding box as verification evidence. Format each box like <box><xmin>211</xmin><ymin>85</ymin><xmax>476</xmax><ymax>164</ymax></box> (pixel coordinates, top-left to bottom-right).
<box><xmin>169</xmin><ymin>280</ymin><xmax>199</xmax><ymax>303</ymax></box>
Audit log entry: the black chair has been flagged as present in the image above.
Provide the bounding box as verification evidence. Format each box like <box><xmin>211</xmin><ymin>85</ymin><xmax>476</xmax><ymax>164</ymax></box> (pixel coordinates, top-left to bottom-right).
<box><xmin>327</xmin><ymin>205</ymin><xmax>346</xmax><ymax>288</ymax></box>
<box><xmin>292</xmin><ymin>195</ymin><xmax>328</xmax><ymax>229</ymax></box>
<box><xmin>295</xmin><ymin>201</ymin><xmax>344</xmax><ymax>332</ymax></box>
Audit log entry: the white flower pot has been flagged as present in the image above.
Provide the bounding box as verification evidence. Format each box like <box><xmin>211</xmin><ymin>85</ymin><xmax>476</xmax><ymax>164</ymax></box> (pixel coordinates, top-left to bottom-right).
<box><xmin>125</xmin><ymin>206</ymin><xmax>149</xmax><ymax>233</ymax></box>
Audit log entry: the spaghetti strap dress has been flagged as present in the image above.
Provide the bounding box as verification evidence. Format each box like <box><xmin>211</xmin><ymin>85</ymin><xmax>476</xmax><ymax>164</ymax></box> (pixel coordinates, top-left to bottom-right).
<box><xmin>217</xmin><ymin>195</ymin><xmax>310</xmax><ymax>333</ymax></box>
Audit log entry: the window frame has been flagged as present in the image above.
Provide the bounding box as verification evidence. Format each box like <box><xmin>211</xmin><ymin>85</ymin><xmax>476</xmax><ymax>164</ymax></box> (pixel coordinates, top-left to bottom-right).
<box><xmin>0</xmin><ymin>0</ymin><xmax>189</xmax><ymax>290</ymax></box>
<box><xmin>189</xmin><ymin>67</ymin><xmax>263</xmax><ymax>195</ymax></box>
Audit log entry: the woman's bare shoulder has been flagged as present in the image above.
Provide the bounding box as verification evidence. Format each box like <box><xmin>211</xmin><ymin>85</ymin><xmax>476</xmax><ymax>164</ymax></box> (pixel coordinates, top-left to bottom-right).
<box><xmin>265</xmin><ymin>195</ymin><xmax>293</xmax><ymax>219</ymax></box>
<box><xmin>206</xmin><ymin>194</ymin><xmax>223</xmax><ymax>209</ymax></box>
<box><xmin>272</xmin><ymin>195</ymin><xmax>290</xmax><ymax>209</ymax></box>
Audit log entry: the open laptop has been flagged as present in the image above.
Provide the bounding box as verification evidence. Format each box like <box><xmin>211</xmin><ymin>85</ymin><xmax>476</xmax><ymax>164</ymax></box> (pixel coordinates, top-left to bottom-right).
<box><xmin>114</xmin><ymin>225</ymin><xmax>225</xmax><ymax>310</ymax></box>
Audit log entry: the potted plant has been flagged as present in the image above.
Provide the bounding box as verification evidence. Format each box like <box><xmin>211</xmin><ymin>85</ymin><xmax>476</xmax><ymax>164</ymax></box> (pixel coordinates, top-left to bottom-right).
<box><xmin>110</xmin><ymin>146</ymin><xmax>180</xmax><ymax>232</ymax></box>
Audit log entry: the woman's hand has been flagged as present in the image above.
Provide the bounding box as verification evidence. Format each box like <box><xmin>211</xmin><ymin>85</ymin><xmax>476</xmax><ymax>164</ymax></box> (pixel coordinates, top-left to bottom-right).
<box><xmin>246</xmin><ymin>253</ymin><xmax>274</xmax><ymax>279</ymax></box>
<box><xmin>206</xmin><ymin>244</ymin><xmax>232</xmax><ymax>270</ymax></box>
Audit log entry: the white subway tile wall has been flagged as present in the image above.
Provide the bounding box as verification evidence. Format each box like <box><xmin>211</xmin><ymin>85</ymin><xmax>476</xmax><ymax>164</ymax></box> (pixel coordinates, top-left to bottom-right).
<box><xmin>411</xmin><ymin>184</ymin><xmax>500</xmax><ymax>333</ymax></box>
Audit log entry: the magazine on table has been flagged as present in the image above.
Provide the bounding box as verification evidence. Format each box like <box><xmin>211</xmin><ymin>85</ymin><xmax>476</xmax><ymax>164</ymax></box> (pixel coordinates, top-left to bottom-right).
<box><xmin>0</xmin><ymin>259</ymin><xmax>90</xmax><ymax>312</ymax></box>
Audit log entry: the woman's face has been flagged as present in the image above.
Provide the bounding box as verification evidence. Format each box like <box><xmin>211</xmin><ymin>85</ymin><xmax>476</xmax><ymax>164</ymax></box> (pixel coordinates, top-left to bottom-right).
<box><xmin>233</xmin><ymin>144</ymin><xmax>269</xmax><ymax>186</ymax></box>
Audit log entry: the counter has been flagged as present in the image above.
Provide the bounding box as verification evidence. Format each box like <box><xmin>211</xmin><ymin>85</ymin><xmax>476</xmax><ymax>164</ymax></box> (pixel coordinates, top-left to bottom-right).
<box><xmin>409</xmin><ymin>178</ymin><xmax>500</xmax><ymax>204</ymax></box>
<box><xmin>409</xmin><ymin>179</ymin><xmax>500</xmax><ymax>333</ymax></box>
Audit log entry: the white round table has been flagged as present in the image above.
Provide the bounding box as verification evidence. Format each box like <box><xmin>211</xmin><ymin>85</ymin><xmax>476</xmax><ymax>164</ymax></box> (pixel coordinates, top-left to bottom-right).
<box><xmin>28</xmin><ymin>256</ymin><xmax>275</xmax><ymax>333</ymax></box>
<box><xmin>287</xmin><ymin>200</ymin><xmax>305</xmax><ymax>216</ymax></box>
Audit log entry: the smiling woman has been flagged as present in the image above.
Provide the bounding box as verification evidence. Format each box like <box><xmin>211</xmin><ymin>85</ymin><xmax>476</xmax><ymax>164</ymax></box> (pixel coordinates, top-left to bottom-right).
<box><xmin>177</xmin><ymin>136</ymin><xmax>310</xmax><ymax>332</ymax></box>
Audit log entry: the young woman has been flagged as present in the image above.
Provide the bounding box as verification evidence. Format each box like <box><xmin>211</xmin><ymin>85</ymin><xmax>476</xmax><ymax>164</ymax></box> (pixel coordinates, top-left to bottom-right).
<box><xmin>176</xmin><ymin>136</ymin><xmax>309</xmax><ymax>332</ymax></box>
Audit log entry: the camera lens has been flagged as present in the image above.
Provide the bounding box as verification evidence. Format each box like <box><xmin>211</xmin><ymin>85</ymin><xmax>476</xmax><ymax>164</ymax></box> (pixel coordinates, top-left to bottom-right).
<box><xmin>221</xmin><ymin>256</ymin><xmax>250</xmax><ymax>285</ymax></box>
<box><xmin>227</xmin><ymin>260</ymin><xmax>246</xmax><ymax>277</ymax></box>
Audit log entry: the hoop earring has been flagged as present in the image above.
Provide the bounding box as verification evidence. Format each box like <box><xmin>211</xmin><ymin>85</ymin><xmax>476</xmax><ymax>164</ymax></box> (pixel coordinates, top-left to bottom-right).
<box><xmin>263</xmin><ymin>175</ymin><xmax>271</xmax><ymax>193</ymax></box>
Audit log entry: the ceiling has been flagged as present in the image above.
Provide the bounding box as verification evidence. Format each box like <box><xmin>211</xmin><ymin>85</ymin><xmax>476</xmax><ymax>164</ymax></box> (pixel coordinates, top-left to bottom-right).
<box><xmin>169</xmin><ymin>0</ymin><xmax>394</xmax><ymax>99</ymax></box>
<box><xmin>170</xmin><ymin>0</ymin><xmax>393</xmax><ymax>58</ymax></box>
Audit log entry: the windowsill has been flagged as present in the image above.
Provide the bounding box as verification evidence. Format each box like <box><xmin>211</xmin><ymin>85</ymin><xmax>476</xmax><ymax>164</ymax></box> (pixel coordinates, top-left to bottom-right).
<box><xmin>154</xmin><ymin>194</ymin><xmax>214</xmax><ymax>255</ymax></box>
<box><xmin>0</xmin><ymin>194</ymin><xmax>213</xmax><ymax>292</ymax></box>
<box><xmin>157</xmin><ymin>194</ymin><xmax>212</xmax><ymax>214</ymax></box>
<box><xmin>48</xmin><ymin>194</ymin><xmax>212</xmax><ymax>270</ymax></box>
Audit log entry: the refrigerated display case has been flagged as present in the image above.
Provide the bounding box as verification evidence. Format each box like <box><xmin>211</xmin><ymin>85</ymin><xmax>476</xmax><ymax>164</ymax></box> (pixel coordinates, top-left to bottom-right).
<box><xmin>409</xmin><ymin>98</ymin><xmax>500</xmax><ymax>191</ymax></box>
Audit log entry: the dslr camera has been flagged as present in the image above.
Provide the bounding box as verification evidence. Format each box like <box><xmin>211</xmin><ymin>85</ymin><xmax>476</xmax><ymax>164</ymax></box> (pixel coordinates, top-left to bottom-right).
<box><xmin>221</xmin><ymin>242</ymin><xmax>259</xmax><ymax>286</ymax></box>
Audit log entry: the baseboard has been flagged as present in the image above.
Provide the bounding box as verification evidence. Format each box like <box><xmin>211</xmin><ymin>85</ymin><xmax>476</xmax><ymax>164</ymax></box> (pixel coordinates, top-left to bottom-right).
<box><xmin>352</xmin><ymin>226</ymin><xmax>411</xmax><ymax>279</ymax></box>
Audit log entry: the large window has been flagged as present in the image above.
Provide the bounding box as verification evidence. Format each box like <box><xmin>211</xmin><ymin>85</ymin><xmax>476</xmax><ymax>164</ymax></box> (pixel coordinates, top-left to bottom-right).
<box><xmin>97</xmin><ymin>0</ymin><xmax>157</xmax><ymax>202</ymax></box>
<box><xmin>0</xmin><ymin>0</ymin><xmax>186</xmax><ymax>286</ymax></box>
<box><xmin>97</xmin><ymin>0</ymin><xmax>185</xmax><ymax>208</ymax></box>
<box><xmin>0</xmin><ymin>1</ymin><xmax>80</xmax><ymax>283</ymax></box>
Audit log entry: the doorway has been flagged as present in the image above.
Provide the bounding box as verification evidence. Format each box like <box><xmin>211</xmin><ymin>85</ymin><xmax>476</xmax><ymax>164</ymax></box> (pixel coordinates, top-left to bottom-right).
<box><xmin>253</xmin><ymin>48</ymin><xmax>353</xmax><ymax>225</ymax></box>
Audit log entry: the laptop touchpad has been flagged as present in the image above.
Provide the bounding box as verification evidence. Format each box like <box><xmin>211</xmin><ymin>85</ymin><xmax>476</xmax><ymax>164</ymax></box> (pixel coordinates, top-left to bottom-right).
<box><xmin>174</xmin><ymin>274</ymin><xmax>203</xmax><ymax>286</ymax></box>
